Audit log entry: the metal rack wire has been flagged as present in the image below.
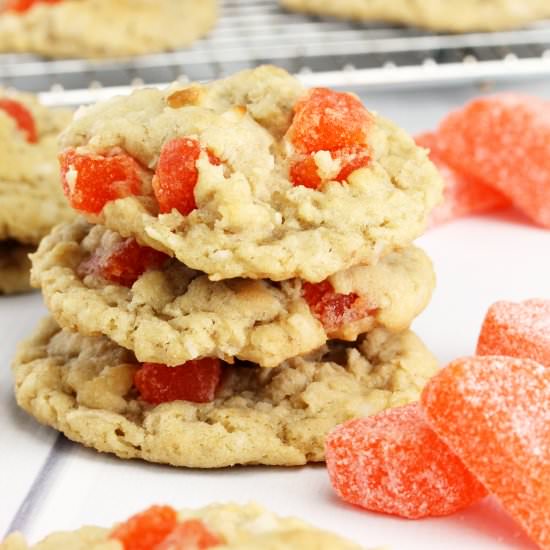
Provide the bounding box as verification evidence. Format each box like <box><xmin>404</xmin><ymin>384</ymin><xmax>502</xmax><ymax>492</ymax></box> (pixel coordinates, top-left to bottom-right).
<box><xmin>0</xmin><ymin>0</ymin><xmax>549</xmax><ymax>103</ymax></box>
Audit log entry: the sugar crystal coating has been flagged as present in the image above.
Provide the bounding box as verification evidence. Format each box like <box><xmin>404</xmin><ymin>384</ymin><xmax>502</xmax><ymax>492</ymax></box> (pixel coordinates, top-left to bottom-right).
<box><xmin>435</xmin><ymin>94</ymin><xmax>550</xmax><ymax>228</ymax></box>
<box><xmin>0</xmin><ymin>98</ymin><xmax>37</xmax><ymax>143</ymax></box>
<box><xmin>110</xmin><ymin>505</ymin><xmax>178</xmax><ymax>550</ymax></box>
<box><xmin>416</xmin><ymin>132</ymin><xmax>509</xmax><ymax>226</ymax></box>
<box><xmin>325</xmin><ymin>403</ymin><xmax>487</xmax><ymax>519</ymax></box>
<box><xmin>477</xmin><ymin>299</ymin><xmax>550</xmax><ymax>369</ymax></box>
<box><xmin>422</xmin><ymin>356</ymin><xmax>550</xmax><ymax>549</ymax></box>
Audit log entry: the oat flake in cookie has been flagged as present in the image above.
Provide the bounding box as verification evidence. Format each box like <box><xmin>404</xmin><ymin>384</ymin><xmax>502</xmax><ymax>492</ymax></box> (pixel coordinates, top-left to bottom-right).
<box><xmin>12</xmin><ymin>317</ymin><xmax>437</xmax><ymax>467</ymax></box>
<box><xmin>31</xmin><ymin>218</ymin><xmax>435</xmax><ymax>367</ymax></box>
<box><xmin>1</xmin><ymin>502</ymin><xmax>362</xmax><ymax>549</ymax></box>
<box><xmin>280</xmin><ymin>0</ymin><xmax>550</xmax><ymax>32</ymax></box>
<box><xmin>0</xmin><ymin>0</ymin><xmax>218</xmax><ymax>58</ymax></box>
<box><xmin>0</xmin><ymin>89</ymin><xmax>73</xmax><ymax>293</ymax></box>
<box><xmin>59</xmin><ymin>66</ymin><xmax>443</xmax><ymax>282</ymax></box>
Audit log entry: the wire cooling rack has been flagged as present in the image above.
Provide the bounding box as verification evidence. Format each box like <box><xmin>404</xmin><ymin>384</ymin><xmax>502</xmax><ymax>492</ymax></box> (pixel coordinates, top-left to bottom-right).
<box><xmin>1</xmin><ymin>0</ymin><xmax>549</xmax><ymax>102</ymax></box>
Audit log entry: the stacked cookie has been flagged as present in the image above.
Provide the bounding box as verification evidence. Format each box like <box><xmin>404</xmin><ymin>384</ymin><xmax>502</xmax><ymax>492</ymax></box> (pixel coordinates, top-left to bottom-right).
<box><xmin>16</xmin><ymin>66</ymin><xmax>443</xmax><ymax>468</ymax></box>
<box><xmin>0</xmin><ymin>90</ymin><xmax>73</xmax><ymax>294</ymax></box>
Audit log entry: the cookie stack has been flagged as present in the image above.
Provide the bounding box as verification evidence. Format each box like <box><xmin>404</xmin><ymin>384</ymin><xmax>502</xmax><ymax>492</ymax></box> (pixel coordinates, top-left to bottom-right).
<box><xmin>0</xmin><ymin>90</ymin><xmax>73</xmax><ymax>294</ymax></box>
<box><xmin>15</xmin><ymin>66</ymin><xmax>443</xmax><ymax>468</ymax></box>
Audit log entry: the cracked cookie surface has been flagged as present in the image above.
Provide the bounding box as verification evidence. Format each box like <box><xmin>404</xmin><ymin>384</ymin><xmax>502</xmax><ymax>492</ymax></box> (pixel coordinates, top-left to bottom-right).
<box><xmin>0</xmin><ymin>0</ymin><xmax>217</xmax><ymax>58</ymax></box>
<box><xmin>1</xmin><ymin>503</ymin><xmax>362</xmax><ymax>550</ymax></box>
<box><xmin>12</xmin><ymin>317</ymin><xmax>438</xmax><ymax>467</ymax></box>
<box><xmin>0</xmin><ymin>89</ymin><xmax>73</xmax><ymax>245</ymax></box>
<box><xmin>31</xmin><ymin>218</ymin><xmax>435</xmax><ymax>367</ymax></box>
<box><xmin>59</xmin><ymin>66</ymin><xmax>442</xmax><ymax>282</ymax></box>
<box><xmin>280</xmin><ymin>0</ymin><xmax>550</xmax><ymax>32</ymax></box>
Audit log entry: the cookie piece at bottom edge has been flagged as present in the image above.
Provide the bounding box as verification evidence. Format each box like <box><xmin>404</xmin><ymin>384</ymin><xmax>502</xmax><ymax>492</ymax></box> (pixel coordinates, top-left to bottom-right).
<box><xmin>12</xmin><ymin>317</ymin><xmax>438</xmax><ymax>468</ymax></box>
<box><xmin>0</xmin><ymin>502</ymin><xmax>363</xmax><ymax>550</ymax></box>
<box><xmin>0</xmin><ymin>241</ymin><xmax>33</xmax><ymax>294</ymax></box>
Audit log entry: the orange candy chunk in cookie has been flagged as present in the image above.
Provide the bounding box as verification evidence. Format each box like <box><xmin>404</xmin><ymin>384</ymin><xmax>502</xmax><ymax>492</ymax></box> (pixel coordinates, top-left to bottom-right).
<box><xmin>302</xmin><ymin>280</ymin><xmax>374</xmax><ymax>333</ymax></box>
<box><xmin>287</xmin><ymin>88</ymin><xmax>372</xmax><ymax>188</ymax></box>
<box><xmin>422</xmin><ymin>356</ymin><xmax>550</xmax><ymax>549</ymax></box>
<box><xmin>435</xmin><ymin>95</ymin><xmax>550</xmax><ymax>228</ymax></box>
<box><xmin>111</xmin><ymin>506</ymin><xmax>178</xmax><ymax>550</ymax></box>
<box><xmin>156</xmin><ymin>519</ymin><xmax>222</xmax><ymax>550</ymax></box>
<box><xmin>134</xmin><ymin>359</ymin><xmax>222</xmax><ymax>405</ymax></box>
<box><xmin>78</xmin><ymin>238</ymin><xmax>168</xmax><ymax>287</ymax></box>
<box><xmin>477</xmin><ymin>299</ymin><xmax>550</xmax><ymax>368</ymax></box>
<box><xmin>325</xmin><ymin>404</ymin><xmax>487</xmax><ymax>519</ymax></box>
<box><xmin>416</xmin><ymin>132</ymin><xmax>509</xmax><ymax>227</ymax></box>
<box><xmin>59</xmin><ymin>149</ymin><xmax>142</xmax><ymax>214</ymax></box>
<box><xmin>153</xmin><ymin>137</ymin><xmax>221</xmax><ymax>216</ymax></box>
<box><xmin>290</xmin><ymin>147</ymin><xmax>371</xmax><ymax>189</ymax></box>
<box><xmin>0</xmin><ymin>98</ymin><xmax>37</xmax><ymax>143</ymax></box>
<box><xmin>289</xmin><ymin>88</ymin><xmax>371</xmax><ymax>154</ymax></box>
<box><xmin>2</xmin><ymin>0</ymin><xmax>61</xmax><ymax>13</ymax></box>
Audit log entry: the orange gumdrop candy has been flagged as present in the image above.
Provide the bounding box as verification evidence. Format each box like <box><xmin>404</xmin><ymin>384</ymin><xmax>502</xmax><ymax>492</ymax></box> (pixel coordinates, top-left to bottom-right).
<box><xmin>0</xmin><ymin>98</ymin><xmax>37</xmax><ymax>143</ymax></box>
<box><xmin>155</xmin><ymin>519</ymin><xmax>222</xmax><ymax>550</ymax></box>
<box><xmin>416</xmin><ymin>132</ymin><xmax>509</xmax><ymax>227</ymax></box>
<box><xmin>111</xmin><ymin>506</ymin><xmax>178</xmax><ymax>550</ymax></box>
<box><xmin>435</xmin><ymin>94</ymin><xmax>550</xmax><ymax>228</ymax></box>
<box><xmin>78</xmin><ymin>238</ymin><xmax>169</xmax><ymax>287</ymax></box>
<box><xmin>422</xmin><ymin>356</ymin><xmax>550</xmax><ymax>549</ymax></box>
<box><xmin>477</xmin><ymin>299</ymin><xmax>550</xmax><ymax>369</ymax></box>
<box><xmin>59</xmin><ymin>149</ymin><xmax>142</xmax><ymax>214</ymax></box>
<box><xmin>2</xmin><ymin>0</ymin><xmax>61</xmax><ymax>12</ymax></box>
<box><xmin>325</xmin><ymin>403</ymin><xmax>487</xmax><ymax>519</ymax></box>
<box><xmin>153</xmin><ymin>137</ymin><xmax>220</xmax><ymax>216</ymax></box>
<box><xmin>302</xmin><ymin>280</ymin><xmax>374</xmax><ymax>333</ymax></box>
<box><xmin>134</xmin><ymin>359</ymin><xmax>222</xmax><ymax>405</ymax></box>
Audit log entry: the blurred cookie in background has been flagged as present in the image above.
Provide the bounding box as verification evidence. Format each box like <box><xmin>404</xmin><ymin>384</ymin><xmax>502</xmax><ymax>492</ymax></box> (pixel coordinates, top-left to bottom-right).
<box><xmin>0</xmin><ymin>0</ymin><xmax>218</xmax><ymax>58</ymax></box>
<box><xmin>281</xmin><ymin>0</ymin><xmax>550</xmax><ymax>32</ymax></box>
<box><xmin>0</xmin><ymin>90</ymin><xmax>73</xmax><ymax>294</ymax></box>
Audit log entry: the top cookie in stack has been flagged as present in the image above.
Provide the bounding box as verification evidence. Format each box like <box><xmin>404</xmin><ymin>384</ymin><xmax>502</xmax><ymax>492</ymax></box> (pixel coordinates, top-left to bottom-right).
<box><xmin>20</xmin><ymin>66</ymin><xmax>443</xmax><ymax>467</ymax></box>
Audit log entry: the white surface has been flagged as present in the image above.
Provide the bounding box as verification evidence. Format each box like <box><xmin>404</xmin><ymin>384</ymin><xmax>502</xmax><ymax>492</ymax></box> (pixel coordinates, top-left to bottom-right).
<box><xmin>1</xmin><ymin>212</ymin><xmax>548</xmax><ymax>549</ymax></box>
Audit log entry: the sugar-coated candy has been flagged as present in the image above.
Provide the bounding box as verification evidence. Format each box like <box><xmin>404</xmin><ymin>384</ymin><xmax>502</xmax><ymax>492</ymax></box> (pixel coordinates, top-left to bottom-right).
<box><xmin>416</xmin><ymin>132</ymin><xmax>509</xmax><ymax>226</ymax></box>
<box><xmin>435</xmin><ymin>94</ymin><xmax>550</xmax><ymax>228</ymax></box>
<box><xmin>0</xmin><ymin>98</ymin><xmax>37</xmax><ymax>143</ymax></box>
<box><xmin>477</xmin><ymin>299</ymin><xmax>550</xmax><ymax>369</ymax></box>
<box><xmin>422</xmin><ymin>356</ymin><xmax>550</xmax><ymax>550</ymax></box>
<box><xmin>155</xmin><ymin>519</ymin><xmax>222</xmax><ymax>550</ymax></box>
<box><xmin>325</xmin><ymin>403</ymin><xmax>487</xmax><ymax>519</ymax></box>
<box><xmin>1</xmin><ymin>0</ymin><xmax>61</xmax><ymax>13</ymax></box>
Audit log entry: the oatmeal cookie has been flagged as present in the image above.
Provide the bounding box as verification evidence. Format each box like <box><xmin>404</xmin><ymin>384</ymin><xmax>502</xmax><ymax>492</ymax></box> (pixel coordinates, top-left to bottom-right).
<box><xmin>12</xmin><ymin>317</ymin><xmax>438</xmax><ymax>467</ymax></box>
<box><xmin>58</xmin><ymin>66</ymin><xmax>443</xmax><ymax>282</ymax></box>
<box><xmin>0</xmin><ymin>241</ymin><xmax>32</xmax><ymax>294</ymax></box>
<box><xmin>0</xmin><ymin>0</ymin><xmax>217</xmax><ymax>58</ymax></box>
<box><xmin>31</xmin><ymin>219</ymin><xmax>435</xmax><ymax>367</ymax></box>
<box><xmin>280</xmin><ymin>0</ymin><xmax>550</xmax><ymax>32</ymax></box>
<box><xmin>0</xmin><ymin>89</ymin><xmax>73</xmax><ymax>245</ymax></box>
<box><xmin>1</xmin><ymin>503</ymin><xmax>362</xmax><ymax>549</ymax></box>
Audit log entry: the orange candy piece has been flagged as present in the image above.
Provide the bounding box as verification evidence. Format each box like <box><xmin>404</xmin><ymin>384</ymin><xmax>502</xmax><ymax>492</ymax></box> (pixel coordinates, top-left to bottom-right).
<box><xmin>153</xmin><ymin>137</ymin><xmax>220</xmax><ymax>216</ymax></box>
<box><xmin>289</xmin><ymin>146</ymin><xmax>371</xmax><ymax>189</ymax></box>
<box><xmin>2</xmin><ymin>0</ymin><xmax>61</xmax><ymax>13</ymax></box>
<box><xmin>134</xmin><ymin>359</ymin><xmax>222</xmax><ymax>405</ymax></box>
<box><xmin>59</xmin><ymin>149</ymin><xmax>142</xmax><ymax>214</ymax></box>
<box><xmin>416</xmin><ymin>132</ymin><xmax>509</xmax><ymax>227</ymax></box>
<box><xmin>422</xmin><ymin>356</ymin><xmax>550</xmax><ymax>549</ymax></box>
<box><xmin>0</xmin><ymin>98</ymin><xmax>37</xmax><ymax>143</ymax></box>
<box><xmin>288</xmin><ymin>88</ymin><xmax>371</xmax><ymax>154</ymax></box>
<box><xmin>325</xmin><ymin>403</ymin><xmax>487</xmax><ymax>519</ymax></box>
<box><xmin>435</xmin><ymin>94</ymin><xmax>550</xmax><ymax>228</ymax></box>
<box><xmin>78</xmin><ymin>238</ymin><xmax>169</xmax><ymax>288</ymax></box>
<box><xmin>111</xmin><ymin>506</ymin><xmax>178</xmax><ymax>550</ymax></box>
<box><xmin>302</xmin><ymin>280</ymin><xmax>374</xmax><ymax>333</ymax></box>
<box><xmin>477</xmin><ymin>299</ymin><xmax>550</xmax><ymax>369</ymax></box>
<box><xmin>156</xmin><ymin>519</ymin><xmax>222</xmax><ymax>550</ymax></box>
